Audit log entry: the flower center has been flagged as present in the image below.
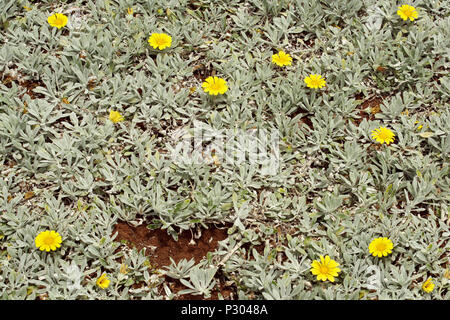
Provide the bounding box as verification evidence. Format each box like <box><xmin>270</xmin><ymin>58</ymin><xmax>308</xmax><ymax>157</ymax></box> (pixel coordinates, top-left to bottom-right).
<box><xmin>403</xmin><ymin>8</ymin><xmax>413</xmax><ymax>17</ymax></box>
<box><xmin>378</xmin><ymin>131</ymin><xmax>390</xmax><ymax>139</ymax></box>
<box><xmin>54</xmin><ymin>15</ymin><xmax>65</xmax><ymax>25</ymax></box>
<box><xmin>311</xmin><ymin>78</ymin><xmax>321</xmax><ymax>86</ymax></box>
<box><xmin>210</xmin><ymin>81</ymin><xmax>221</xmax><ymax>91</ymax></box>
<box><xmin>319</xmin><ymin>265</ymin><xmax>329</xmax><ymax>274</ymax></box>
<box><xmin>376</xmin><ymin>242</ymin><xmax>387</xmax><ymax>252</ymax></box>
<box><xmin>43</xmin><ymin>236</ymin><xmax>54</xmax><ymax>245</ymax></box>
<box><xmin>156</xmin><ymin>36</ymin><xmax>167</xmax><ymax>46</ymax></box>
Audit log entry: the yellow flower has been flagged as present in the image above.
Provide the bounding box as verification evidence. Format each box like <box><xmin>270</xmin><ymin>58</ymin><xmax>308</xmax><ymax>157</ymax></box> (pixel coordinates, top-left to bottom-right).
<box><xmin>96</xmin><ymin>273</ymin><xmax>110</xmax><ymax>289</ymax></box>
<box><xmin>304</xmin><ymin>74</ymin><xmax>326</xmax><ymax>89</ymax></box>
<box><xmin>397</xmin><ymin>4</ymin><xmax>419</xmax><ymax>21</ymax></box>
<box><xmin>414</xmin><ymin>121</ymin><xmax>423</xmax><ymax>130</ymax></box>
<box><xmin>148</xmin><ymin>33</ymin><xmax>172</xmax><ymax>50</ymax></box>
<box><xmin>369</xmin><ymin>237</ymin><xmax>394</xmax><ymax>257</ymax></box>
<box><xmin>310</xmin><ymin>255</ymin><xmax>341</xmax><ymax>282</ymax></box>
<box><xmin>371</xmin><ymin>126</ymin><xmax>395</xmax><ymax>145</ymax></box>
<box><xmin>201</xmin><ymin>76</ymin><xmax>228</xmax><ymax>95</ymax></box>
<box><xmin>127</xmin><ymin>7</ymin><xmax>133</xmax><ymax>16</ymax></box>
<box><xmin>47</xmin><ymin>13</ymin><xmax>68</xmax><ymax>29</ymax></box>
<box><xmin>422</xmin><ymin>278</ymin><xmax>435</xmax><ymax>293</ymax></box>
<box><xmin>109</xmin><ymin>110</ymin><xmax>124</xmax><ymax>123</ymax></box>
<box><xmin>272</xmin><ymin>50</ymin><xmax>292</xmax><ymax>67</ymax></box>
<box><xmin>35</xmin><ymin>230</ymin><xmax>62</xmax><ymax>252</ymax></box>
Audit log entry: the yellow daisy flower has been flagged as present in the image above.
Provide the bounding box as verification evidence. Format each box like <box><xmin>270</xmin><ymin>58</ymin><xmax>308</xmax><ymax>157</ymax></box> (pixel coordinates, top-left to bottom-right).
<box><xmin>422</xmin><ymin>278</ymin><xmax>435</xmax><ymax>293</ymax></box>
<box><xmin>201</xmin><ymin>76</ymin><xmax>228</xmax><ymax>95</ymax></box>
<box><xmin>109</xmin><ymin>110</ymin><xmax>124</xmax><ymax>123</ymax></box>
<box><xmin>148</xmin><ymin>33</ymin><xmax>172</xmax><ymax>50</ymax></box>
<box><xmin>35</xmin><ymin>230</ymin><xmax>62</xmax><ymax>252</ymax></box>
<box><xmin>369</xmin><ymin>237</ymin><xmax>394</xmax><ymax>257</ymax></box>
<box><xmin>304</xmin><ymin>74</ymin><xmax>326</xmax><ymax>89</ymax></box>
<box><xmin>47</xmin><ymin>13</ymin><xmax>68</xmax><ymax>29</ymax></box>
<box><xmin>397</xmin><ymin>4</ymin><xmax>419</xmax><ymax>21</ymax></box>
<box><xmin>96</xmin><ymin>273</ymin><xmax>110</xmax><ymax>289</ymax></box>
<box><xmin>272</xmin><ymin>50</ymin><xmax>293</xmax><ymax>67</ymax></box>
<box><xmin>371</xmin><ymin>126</ymin><xmax>395</xmax><ymax>145</ymax></box>
<box><xmin>310</xmin><ymin>255</ymin><xmax>341</xmax><ymax>282</ymax></box>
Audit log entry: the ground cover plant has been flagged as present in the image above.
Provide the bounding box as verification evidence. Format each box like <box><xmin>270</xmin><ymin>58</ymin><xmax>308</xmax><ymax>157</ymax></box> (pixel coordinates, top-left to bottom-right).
<box><xmin>0</xmin><ymin>0</ymin><xmax>449</xmax><ymax>300</ymax></box>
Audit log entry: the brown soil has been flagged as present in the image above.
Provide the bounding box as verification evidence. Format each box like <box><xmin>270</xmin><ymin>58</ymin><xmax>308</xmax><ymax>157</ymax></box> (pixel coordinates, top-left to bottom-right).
<box><xmin>192</xmin><ymin>62</ymin><xmax>216</xmax><ymax>81</ymax></box>
<box><xmin>0</xmin><ymin>69</ymin><xmax>45</xmax><ymax>100</ymax></box>
<box><xmin>242</xmin><ymin>242</ymin><xmax>265</xmax><ymax>257</ymax></box>
<box><xmin>291</xmin><ymin>106</ymin><xmax>314</xmax><ymax>130</ymax></box>
<box><xmin>298</xmin><ymin>115</ymin><xmax>314</xmax><ymax>130</ymax></box>
<box><xmin>352</xmin><ymin>93</ymin><xmax>388</xmax><ymax>127</ymax></box>
<box><xmin>113</xmin><ymin>221</ymin><xmax>229</xmax><ymax>267</ymax></box>
<box><xmin>112</xmin><ymin>220</ymin><xmax>237</xmax><ymax>299</ymax></box>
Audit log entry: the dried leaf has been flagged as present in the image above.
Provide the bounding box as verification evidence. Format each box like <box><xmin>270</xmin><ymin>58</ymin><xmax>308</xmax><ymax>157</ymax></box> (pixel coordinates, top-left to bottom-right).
<box><xmin>24</xmin><ymin>191</ymin><xmax>35</xmax><ymax>200</ymax></box>
<box><xmin>418</xmin><ymin>132</ymin><xmax>434</xmax><ymax>138</ymax></box>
